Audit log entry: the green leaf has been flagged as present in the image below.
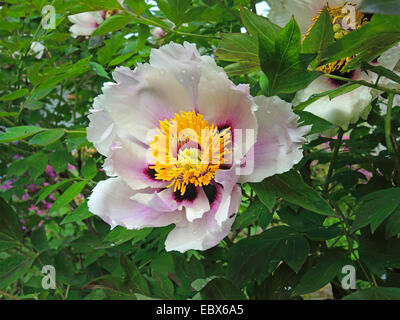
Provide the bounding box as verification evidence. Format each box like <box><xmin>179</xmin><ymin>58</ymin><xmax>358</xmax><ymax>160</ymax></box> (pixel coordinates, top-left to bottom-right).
<box><xmin>120</xmin><ymin>254</ymin><xmax>151</xmax><ymax>296</ymax></box>
<box><xmin>240</xmin><ymin>7</ymin><xmax>281</xmax><ymax>41</ymax></box>
<box><xmin>0</xmin><ymin>197</ymin><xmax>23</xmax><ymax>243</ymax></box>
<box><xmin>291</xmin><ymin>250</ymin><xmax>349</xmax><ymax>296</ymax></box>
<box><xmin>321</xmin><ymin>14</ymin><xmax>400</xmax><ymax>71</ymax></box>
<box><xmin>61</xmin><ymin>201</ymin><xmax>92</xmax><ymax>225</ymax></box>
<box><xmin>343</xmin><ymin>287</ymin><xmax>400</xmax><ymax>300</ymax></box>
<box><xmin>351</xmin><ymin>188</ymin><xmax>400</xmax><ymax>233</ymax></box>
<box><xmin>260</xmin><ymin>171</ymin><xmax>335</xmax><ymax>216</ymax></box>
<box><xmin>359</xmin><ymin>238</ymin><xmax>400</xmax><ymax>275</ymax></box>
<box><xmin>104</xmin><ymin>226</ymin><xmax>152</xmax><ymax>246</ymax></box>
<box><xmin>278</xmin><ymin>208</ymin><xmax>325</xmax><ymax>232</ymax></box>
<box><xmin>227</xmin><ymin>226</ymin><xmax>299</xmax><ymax>286</ymax></box>
<box><xmin>92</xmin><ymin>15</ymin><xmax>134</xmax><ymax>36</ymax></box>
<box><xmin>360</xmin><ymin>0</ymin><xmax>400</xmax><ymax>15</ymax></box>
<box><xmin>0</xmin><ymin>88</ymin><xmax>29</xmax><ymax>101</ymax></box>
<box><xmin>36</xmin><ymin>179</ymin><xmax>75</xmax><ymax>204</ymax></box>
<box><xmin>0</xmin><ymin>126</ymin><xmax>44</xmax><ymax>143</ymax></box>
<box><xmin>81</xmin><ymin>158</ymin><xmax>97</xmax><ymax>180</ymax></box>
<box><xmin>31</xmin><ymin>227</ymin><xmax>50</xmax><ymax>252</ymax></box>
<box><xmin>296</xmin><ymin>111</ymin><xmax>336</xmax><ymax>134</ymax></box>
<box><xmin>259</xmin><ymin>18</ymin><xmax>319</xmax><ymax>95</ymax></box>
<box><xmin>305</xmin><ymin>226</ymin><xmax>343</xmax><ymax>241</ymax></box>
<box><xmin>233</xmin><ymin>200</ymin><xmax>269</xmax><ymax>230</ymax></box>
<box><xmin>0</xmin><ymin>255</ymin><xmax>35</xmax><ymax>290</ymax></box>
<box><xmin>50</xmin><ymin>181</ymin><xmax>88</xmax><ymax>213</ymax></box>
<box><xmin>89</xmin><ymin>62</ymin><xmax>110</xmax><ymax>79</ymax></box>
<box><xmin>216</xmin><ymin>33</ymin><xmax>259</xmax><ymax>63</ymax></box>
<box><xmin>200</xmin><ymin>278</ymin><xmax>245</xmax><ymax>300</ymax></box>
<box><xmin>282</xmin><ymin>235</ymin><xmax>310</xmax><ymax>273</ymax></box>
<box><xmin>157</xmin><ymin>0</ymin><xmax>191</xmax><ymax>25</ymax></box>
<box><xmin>385</xmin><ymin>209</ymin><xmax>400</xmax><ymax>238</ymax></box>
<box><xmin>28</xmin><ymin>129</ymin><xmax>65</xmax><ymax>146</ymax></box>
<box><xmin>302</xmin><ymin>8</ymin><xmax>334</xmax><ymax>55</ymax></box>
<box><xmin>250</xmin><ymin>182</ymin><xmax>276</xmax><ymax>210</ymax></box>
<box><xmin>26</xmin><ymin>152</ymin><xmax>48</xmax><ymax>180</ymax></box>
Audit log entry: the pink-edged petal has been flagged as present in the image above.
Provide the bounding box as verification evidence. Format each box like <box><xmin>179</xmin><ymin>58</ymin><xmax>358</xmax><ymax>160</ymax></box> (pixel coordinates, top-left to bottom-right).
<box><xmin>102</xmin><ymin>65</ymin><xmax>193</xmax><ymax>144</ymax></box>
<box><xmin>108</xmin><ymin>138</ymin><xmax>167</xmax><ymax>190</ymax></box>
<box><xmin>87</xmin><ymin>177</ymin><xmax>182</xmax><ymax>229</ymax></box>
<box><xmin>68</xmin><ymin>12</ymin><xmax>104</xmax><ymax>38</ymax></box>
<box><xmin>130</xmin><ymin>188</ymin><xmax>179</xmax><ymax>212</ymax></box>
<box><xmin>154</xmin><ymin>186</ymin><xmax>211</xmax><ymax>222</ymax></box>
<box><xmin>149</xmin><ymin>41</ymin><xmax>203</xmax><ymax>109</ymax></box>
<box><xmin>87</xmin><ymin>95</ymin><xmax>117</xmax><ymax>156</ymax></box>
<box><xmin>197</xmin><ymin>70</ymin><xmax>258</xmax><ymax>160</ymax></box>
<box><xmin>164</xmin><ymin>184</ymin><xmax>241</xmax><ymax>253</ymax></box>
<box><xmin>240</xmin><ymin>96</ymin><xmax>309</xmax><ymax>183</ymax></box>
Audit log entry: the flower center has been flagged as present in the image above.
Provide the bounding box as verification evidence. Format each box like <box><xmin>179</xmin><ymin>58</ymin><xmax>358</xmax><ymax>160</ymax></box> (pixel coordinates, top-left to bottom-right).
<box><xmin>149</xmin><ymin>111</ymin><xmax>232</xmax><ymax>195</ymax></box>
<box><xmin>305</xmin><ymin>2</ymin><xmax>368</xmax><ymax>74</ymax></box>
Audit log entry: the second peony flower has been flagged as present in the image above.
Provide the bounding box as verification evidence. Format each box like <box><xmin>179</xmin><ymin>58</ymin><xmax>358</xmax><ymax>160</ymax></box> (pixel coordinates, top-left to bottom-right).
<box><xmin>87</xmin><ymin>42</ymin><xmax>309</xmax><ymax>253</ymax></box>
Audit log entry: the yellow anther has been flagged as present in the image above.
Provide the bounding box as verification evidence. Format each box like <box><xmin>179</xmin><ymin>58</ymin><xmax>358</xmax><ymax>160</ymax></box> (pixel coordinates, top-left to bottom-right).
<box><xmin>149</xmin><ymin>111</ymin><xmax>232</xmax><ymax>195</ymax></box>
<box><xmin>333</xmin><ymin>23</ymin><xmax>342</xmax><ymax>32</ymax></box>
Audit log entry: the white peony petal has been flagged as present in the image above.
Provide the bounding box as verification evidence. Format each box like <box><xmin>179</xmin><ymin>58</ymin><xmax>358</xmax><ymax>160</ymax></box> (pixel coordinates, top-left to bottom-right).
<box><xmin>87</xmin><ymin>95</ymin><xmax>117</xmax><ymax>156</ymax></box>
<box><xmin>68</xmin><ymin>11</ymin><xmax>104</xmax><ymax>38</ymax></box>
<box><xmin>102</xmin><ymin>65</ymin><xmax>193</xmax><ymax>144</ymax></box>
<box><xmin>294</xmin><ymin>73</ymin><xmax>372</xmax><ymax>130</ymax></box>
<box><xmin>87</xmin><ymin>177</ymin><xmax>182</xmax><ymax>229</ymax></box>
<box><xmin>164</xmin><ymin>185</ymin><xmax>241</xmax><ymax>253</ymax></box>
<box><xmin>239</xmin><ymin>96</ymin><xmax>309</xmax><ymax>183</ymax></box>
<box><xmin>108</xmin><ymin>138</ymin><xmax>168</xmax><ymax>190</ymax></box>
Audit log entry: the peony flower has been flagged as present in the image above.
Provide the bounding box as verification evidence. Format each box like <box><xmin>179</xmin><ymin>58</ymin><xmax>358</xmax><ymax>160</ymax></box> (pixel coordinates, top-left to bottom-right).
<box><xmin>87</xmin><ymin>42</ymin><xmax>309</xmax><ymax>253</ymax></box>
<box><xmin>151</xmin><ymin>27</ymin><xmax>166</xmax><ymax>40</ymax></box>
<box><xmin>30</xmin><ymin>41</ymin><xmax>45</xmax><ymax>59</ymax></box>
<box><xmin>269</xmin><ymin>0</ymin><xmax>400</xmax><ymax>130</ymax></box>
<box><xmin>68</xmin><ymin>11</ymin><xmax>106</xmax><ymax>38</ymax></box>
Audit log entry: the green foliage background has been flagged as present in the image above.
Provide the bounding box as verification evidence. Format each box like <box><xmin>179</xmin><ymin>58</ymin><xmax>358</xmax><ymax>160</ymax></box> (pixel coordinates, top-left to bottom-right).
<box><xmin>1</xmin><ymin>0</ymin><xmax>400</xmax><ymax>300</ymax></box>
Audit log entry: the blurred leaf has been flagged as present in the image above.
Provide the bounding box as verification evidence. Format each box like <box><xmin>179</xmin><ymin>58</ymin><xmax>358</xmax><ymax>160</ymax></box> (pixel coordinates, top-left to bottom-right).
<box><xmin>89</xmin><ymin>62</ymin><xmax>110</xmax><ymax>79</ymax></box>
<box><xmin>0</xmin><ymin>88</ymin><xmax>28</xmax><ymax>101</ymax></box>
<box><xmin>0</xmin><ymin>255</ymin><xmax>35</xmax><ymax>290</ymax></box>
<box><xmin>31</xmin><ymin>227</ymin><xmax>50</xmax><ymax>252</ymax></box>
<box><xmin>0</xmin><ymin>126</ymin><xmax>44</xmax><ymax>143</ymax></box>
<box><xmin>50</xmin><ymin>181</ymin><xmax>88</xmax><ymax>213</ymax></box>
<box><xmin>0</xmin><ymin>197</ymin><xmax>23</xmax><ymax>243</ymax></box>
<box><xmin>28</xmin><ymin>129</ymin><xmax>65</xmax><ymax>146</ymax></box>
<box><xmin>81</xmin><ymin>157</ymin><xmax>97</xmax><ymax>180</ymax></box>
<box><xmin>360</xmin><ymin>0</ymin><xmax>400</xmax><ymax>15</ymax></box>
<box><xmin>61</xmin><ymin>201</ymin><xmax>92</xmax><ymax>225</ymax></box>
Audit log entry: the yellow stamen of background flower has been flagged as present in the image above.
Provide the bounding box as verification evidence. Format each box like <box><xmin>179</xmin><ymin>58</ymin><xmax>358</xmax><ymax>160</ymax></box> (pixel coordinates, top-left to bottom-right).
<box><xmin>304</xmin><ymin>2</ymin><xmax>368</xmax><ymax>74</ymax></box>
<box><xmin>150</xmin><ymin>111</ymin><xmax>232</xmax><ymax>195</ymax></box>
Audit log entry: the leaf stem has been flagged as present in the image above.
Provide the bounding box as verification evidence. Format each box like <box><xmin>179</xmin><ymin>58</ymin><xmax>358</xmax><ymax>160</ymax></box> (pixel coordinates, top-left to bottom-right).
<box><xmin>322</xmin><ymin>73</ymin><xmax>400</xmax><ymax>95</ymax></box>
<box><xmin>323</xmin><ymin>128</ymin><xmax>344</xmax><ymax>193</ymax></box>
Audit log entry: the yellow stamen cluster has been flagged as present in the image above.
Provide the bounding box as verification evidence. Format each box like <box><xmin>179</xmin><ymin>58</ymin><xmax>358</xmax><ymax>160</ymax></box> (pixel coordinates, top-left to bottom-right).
<box><xmin>304</xmin><ymin>2</ymin><xmax>369</xmax><ymax>74</ymax></box>
<box><xmin>149</xmin><ymin>111</ymin><xmax>232</xmax><ymax>195</ymax></box>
